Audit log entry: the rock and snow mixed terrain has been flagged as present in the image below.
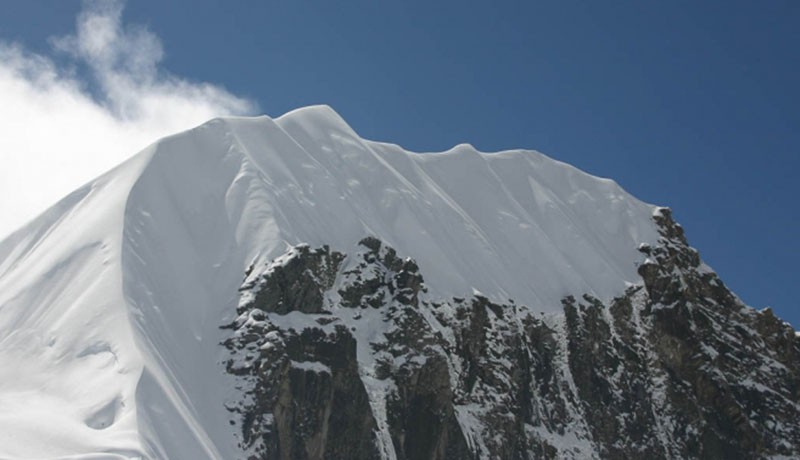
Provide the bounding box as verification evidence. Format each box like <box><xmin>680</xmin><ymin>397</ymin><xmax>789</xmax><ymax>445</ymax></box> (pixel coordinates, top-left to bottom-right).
<box><xmin>0</xmin><ymin>105</ymin><xmax>797</xmax><ymax>459</ymax></box>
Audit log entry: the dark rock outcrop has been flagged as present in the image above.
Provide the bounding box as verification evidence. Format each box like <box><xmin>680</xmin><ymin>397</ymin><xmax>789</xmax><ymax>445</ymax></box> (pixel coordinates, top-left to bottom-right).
<box><xmin>223</xmin><ymin>245</ymin><xmax>379</xmax><ymax>460</ymax></box>
<box><xmin>240</xmin><ymin>244</ymin><xmax>344</xmax><ymax>315</ymax></box>
<box><xmin>223</xmin><ymin>210</ymin><xmax>800</xmax><ymax>459</ymax></box>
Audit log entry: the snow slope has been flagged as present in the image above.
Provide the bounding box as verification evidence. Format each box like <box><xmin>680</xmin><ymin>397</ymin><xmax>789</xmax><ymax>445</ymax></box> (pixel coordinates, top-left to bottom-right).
<box><xmin>0</xmin><ymin>105</ymin><xmax>659</xmax><ymax>458</ymax></box>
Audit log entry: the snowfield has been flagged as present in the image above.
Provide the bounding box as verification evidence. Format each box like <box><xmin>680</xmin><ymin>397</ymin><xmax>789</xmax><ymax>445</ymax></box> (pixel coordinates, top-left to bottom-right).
<box><xmin>0</xmin><ymin>105</ymin><xmax>659</xmax><ymax>458</ymax></box>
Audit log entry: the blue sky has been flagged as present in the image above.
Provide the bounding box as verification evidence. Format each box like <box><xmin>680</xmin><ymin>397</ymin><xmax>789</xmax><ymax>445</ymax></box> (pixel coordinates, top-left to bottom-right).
<box><xmin>1</xmin><ymin>1</ymin><xmax>798</xmax><ymax>326</ymax></box>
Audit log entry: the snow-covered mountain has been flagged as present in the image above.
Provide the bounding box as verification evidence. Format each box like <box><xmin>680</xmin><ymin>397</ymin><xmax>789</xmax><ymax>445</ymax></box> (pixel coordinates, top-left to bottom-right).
<box><xmin>0</xmin><ymin>105</ymin><xmax>797</xmax><ymax>459</ymax></box>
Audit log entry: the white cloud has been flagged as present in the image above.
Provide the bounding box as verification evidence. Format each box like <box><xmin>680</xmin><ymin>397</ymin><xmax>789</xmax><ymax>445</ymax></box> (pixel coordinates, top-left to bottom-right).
<box><xmin>0</xmin><ymin>0</ymin><xmax>257</xmax><ymax>239</ymax></box>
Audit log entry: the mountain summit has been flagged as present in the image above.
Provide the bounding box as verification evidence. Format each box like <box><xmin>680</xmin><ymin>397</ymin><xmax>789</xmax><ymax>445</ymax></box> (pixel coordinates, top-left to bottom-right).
<box><xmin>0</xmin><ymin>106</ymin><xmax>797</xmax><ymax>459</ymax></box>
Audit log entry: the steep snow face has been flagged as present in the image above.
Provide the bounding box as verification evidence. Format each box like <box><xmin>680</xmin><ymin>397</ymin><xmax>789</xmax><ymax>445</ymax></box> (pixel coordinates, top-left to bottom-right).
<box><xmin>0</xmin><ymin>152</ymin><xmax>152</xmax><ymax>458</ymax></box>
<box><xmin>272</xmin><ymin>107</ymin><xmax>658</xmax><ymax>308</ymax></box>
<box><xmin>0</xmin><ymin>105</ymin><xmax>659</xmax><ymax>458</ymax></box>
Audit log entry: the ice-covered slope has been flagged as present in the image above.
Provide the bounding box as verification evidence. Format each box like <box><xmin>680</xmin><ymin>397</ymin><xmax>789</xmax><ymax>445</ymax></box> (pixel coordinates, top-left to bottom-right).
<box><xmin>0</xmin><ymin>105</ymin><xmax>660</xmax><ymax>458</ymax></box>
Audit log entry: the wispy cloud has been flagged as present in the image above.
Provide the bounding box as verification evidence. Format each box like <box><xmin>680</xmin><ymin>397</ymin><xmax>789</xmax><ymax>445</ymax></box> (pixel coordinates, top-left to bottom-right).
<box><xmin>0</xmin><ymin>0</ymin><xmax>257</xmax><ymax>239</ymax></box>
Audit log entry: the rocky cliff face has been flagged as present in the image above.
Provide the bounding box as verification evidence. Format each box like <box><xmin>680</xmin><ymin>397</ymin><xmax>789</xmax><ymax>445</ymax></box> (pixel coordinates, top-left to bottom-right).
<box><xmin>222</xmin><ymin>209</ymin><xmax>800</xmax><ymax>460</ymax></box>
